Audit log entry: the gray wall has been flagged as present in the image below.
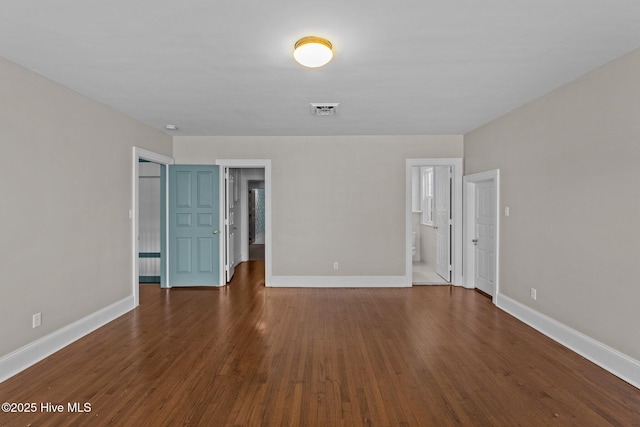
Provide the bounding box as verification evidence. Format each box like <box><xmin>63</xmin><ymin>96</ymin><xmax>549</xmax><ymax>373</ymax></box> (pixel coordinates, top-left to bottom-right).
<box><xmin>464</xmin><ymin>48</ymin><xmax>640</xmax><ymax>360</ymax></box>
<box><xmin>174</xmin><ymin>136</ymin><xmax>463</xmax><ymax>277</ymax></box>
<box><xmin>0</xmin><ymin>56</ymin><xmax>172</xmax><ymax>357</ymax></box>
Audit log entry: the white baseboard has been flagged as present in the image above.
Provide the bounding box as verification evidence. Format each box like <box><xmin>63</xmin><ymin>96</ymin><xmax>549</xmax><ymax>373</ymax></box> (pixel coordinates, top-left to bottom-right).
<box><xmin>497</xmin><ymin>293</ymin><xmax>640</xmax><ymax>390</ymax></box>
<box><xmin>269</xmin><ymin>275</ymin><xmax>408</xmax><ymax>288</ymax></box>
<box><xmin>0</xmin><ymin>296</ymin><xmax>135</xmax><ymax>383</ymax></box>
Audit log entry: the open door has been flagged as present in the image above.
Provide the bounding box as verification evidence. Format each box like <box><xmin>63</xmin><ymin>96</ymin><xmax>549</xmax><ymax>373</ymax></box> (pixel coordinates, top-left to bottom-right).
<box><xmin>224</xmin><ymin>168</ymin><xmax>238</xmax><ymax>282</ymax></box>
<box><xmin>168</xmin><ymin>165</ymin><xmax>221</xmax><ymax>286</ymax></box>
<box><xmin>435</xmin><ymin>166</ymin><xmax>452</xmax><ymax>281</ymax></box>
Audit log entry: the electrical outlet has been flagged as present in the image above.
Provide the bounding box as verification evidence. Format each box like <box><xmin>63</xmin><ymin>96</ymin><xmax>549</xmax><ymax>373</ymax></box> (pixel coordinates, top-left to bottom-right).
<box><xmin>333</xmin><ymin>262</ymin><xmax>339</xmax><ymax>270</ymax></box>
<box><xmin>32</xmin><ymin>312</ymin><xmax>42</xmax><ymax>328</ymax></box>
<box><xmin>530</xmin><ymin>288</ymin><xmax>537</xmax><ymax>300</ymax></box>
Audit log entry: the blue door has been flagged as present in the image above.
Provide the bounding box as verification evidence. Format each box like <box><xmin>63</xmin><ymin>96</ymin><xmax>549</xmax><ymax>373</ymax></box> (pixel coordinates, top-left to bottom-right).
<box><xmin>169</xmin><ymin>165</ymin><xmax>220</xmax><ymax>286</ymax></box>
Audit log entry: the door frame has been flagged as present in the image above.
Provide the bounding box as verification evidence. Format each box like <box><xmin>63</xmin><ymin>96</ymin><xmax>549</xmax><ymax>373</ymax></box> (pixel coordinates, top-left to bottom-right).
<box><xmin>463</xmin><ymin>169</ymin><xmax>500</xmax><ymax>303</ymax></box>
<box><xmin>216</xmin><ymin>159</ymin><xmax>272</xmax><ymax>287</ymax></box>
<box><xmin>405</xmin><ymin>158</ymin><xmax>463</xmax><ymax>286</ymax></box>
<box><xmin>132</xmin><ymin>147</ymin><xmax>174</xmax><ymax>307</ymax></box>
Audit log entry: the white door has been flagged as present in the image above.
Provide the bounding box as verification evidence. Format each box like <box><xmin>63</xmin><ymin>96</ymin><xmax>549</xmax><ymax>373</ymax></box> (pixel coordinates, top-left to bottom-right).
<box><xmin>224</xmin><ymin>168</ymin><xmax>238</xmax><ymax>282</ymax></box>
<box><xmin>435</xmin><ymin>166</ymin><xmax>451</xmax><ymax>281</ymax></box>
<box><xmin>473</xmin><ymin>181</ymin><xmax>497</xmax><ymax>295</ymax></box>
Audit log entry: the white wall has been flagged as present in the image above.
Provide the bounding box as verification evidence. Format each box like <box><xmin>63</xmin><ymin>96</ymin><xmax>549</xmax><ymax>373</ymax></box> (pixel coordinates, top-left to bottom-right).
<box><xmin>464</xmin><ymin>48</ymin><xmax>640</xmax><ymax>361</ymax></box>
<box><xmin>174</xmin><ymin>136</ymin><xmax>463</xmax><ymax>277</ymax></box>
<box><xmin>0</xmin><ymin>56</ymin><xmax>172</xmax><ymax>359</ymax></box>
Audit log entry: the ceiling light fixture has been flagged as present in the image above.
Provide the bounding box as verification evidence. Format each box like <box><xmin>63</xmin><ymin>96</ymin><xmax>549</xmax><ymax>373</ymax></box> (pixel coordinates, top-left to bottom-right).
<box><xmin>294</xmin><ymin>36</ymin><xmax>333</xmax><ymax>68</ymax></box>
<box><xmin>165</xmin><ymin>124</ymin><xmax>178</xmax><ymax>130</ymax></box>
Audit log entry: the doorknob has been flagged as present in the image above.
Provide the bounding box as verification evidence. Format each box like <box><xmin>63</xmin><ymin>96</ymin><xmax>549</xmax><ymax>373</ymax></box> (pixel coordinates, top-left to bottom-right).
<box><xmin>472</xmin><ymin>239</ymin><xmax>478</xmax><ymax>245</ymax></box>
<box><xmin>212</xmin><ymin>230</ymin><xmax>219</xmax><ymax>235</ymax></box>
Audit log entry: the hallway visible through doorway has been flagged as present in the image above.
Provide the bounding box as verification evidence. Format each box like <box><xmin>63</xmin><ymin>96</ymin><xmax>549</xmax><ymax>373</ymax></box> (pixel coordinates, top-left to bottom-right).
<box><xmin>249</xmin><ymin>244</ymin><xmax>265</xmax><ymax>260</ymax></box>
<box><xmin>222</xmin><ymin>165</ymin><xmax>267</xmax><ymax>283</ymax></box>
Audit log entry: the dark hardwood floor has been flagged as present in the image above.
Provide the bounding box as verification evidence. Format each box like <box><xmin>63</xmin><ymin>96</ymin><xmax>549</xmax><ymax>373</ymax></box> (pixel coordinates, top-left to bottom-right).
<box><xmin>1</xmin><ymin>261</ymin><xmax>639</xmax><ymax>426</ymax></box>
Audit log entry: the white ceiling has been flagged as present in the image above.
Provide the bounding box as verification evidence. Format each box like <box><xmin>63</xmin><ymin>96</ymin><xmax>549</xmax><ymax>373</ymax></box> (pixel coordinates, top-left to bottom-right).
<box><xmin>2</xmin><ymin>1</ymin><xmax>640</xmax><ymax>136</ymax></box>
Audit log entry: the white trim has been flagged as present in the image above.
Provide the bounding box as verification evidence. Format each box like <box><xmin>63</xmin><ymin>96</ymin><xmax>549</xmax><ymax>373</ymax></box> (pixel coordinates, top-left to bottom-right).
<box><xmin>463</xmin><ymin>169</ymin><xmax>500</xmax><ymax>303</ymax></box>
<box><xmin>132</xmin><ymin>147</ymin><xmax>174</xmax><ymax>305</ymax></box>
<box><xmin>405</xmin><ymin>158</ymin><xmax>463</xmax><ymax>287</ymax></box>
<box><xmin>0</xmin><ymin>296</ymin><xmax>134</xmax><ymax>383</ymax></box>
<box><xmin>270</xmin><ymin>276</ymin><xmax>407</xmax><ymax>288</ymax></box>
<box><xmin>134</xmin><ymin>147</ymin><xmax>174</xmax><ymax>165</ymax></box>
<box><xmin>497</xmin><ymin>293</ymin><xmax>640</xmax><ymax>390</ymax></box>
<box><xmin>215</xmin><ymin>159</ymin><xmax>272</xmax><ymax>287</ymax></box>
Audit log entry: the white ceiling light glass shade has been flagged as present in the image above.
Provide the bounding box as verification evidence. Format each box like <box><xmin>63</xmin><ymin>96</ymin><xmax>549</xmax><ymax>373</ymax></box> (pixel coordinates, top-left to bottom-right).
<box><xmin>294</xmin><ymin>36</ymin><xmax>333</xmax><ymax>68</ymax></box>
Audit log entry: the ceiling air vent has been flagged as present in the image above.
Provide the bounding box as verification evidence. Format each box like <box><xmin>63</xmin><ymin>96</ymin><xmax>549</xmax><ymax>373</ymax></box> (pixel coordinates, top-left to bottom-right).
<box><xmin>310</xmin><ymin>103</ymin><xmax>340</xmax><ymax>116</ymax></box>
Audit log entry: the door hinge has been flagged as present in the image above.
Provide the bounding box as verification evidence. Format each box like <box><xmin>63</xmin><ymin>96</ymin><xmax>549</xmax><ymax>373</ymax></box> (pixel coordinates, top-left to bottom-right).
<box><xmin>449</xmin><ymin>265</ymin><xmax>452</xmax><ymax>271</ymax></box>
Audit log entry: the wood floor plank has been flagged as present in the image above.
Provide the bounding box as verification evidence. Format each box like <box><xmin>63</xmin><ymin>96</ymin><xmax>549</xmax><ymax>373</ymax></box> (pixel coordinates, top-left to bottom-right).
<box><xmin>1</xmin><ymin>261</ymin><xmax>639</xmax><ymax>426</ymax></box>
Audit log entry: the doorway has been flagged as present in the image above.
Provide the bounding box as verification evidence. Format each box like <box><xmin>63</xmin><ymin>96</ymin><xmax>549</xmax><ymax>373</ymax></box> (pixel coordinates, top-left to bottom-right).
<box><xmin>132</xmin><ymin>147</ymin><xmax>174</xmax><ymax>306</ymax></box>
<box><xmin>217</xmin><ymin>160</ymin><xmax>272</xmax><ymax>286</ymax></box>
<box><xmin>138</xmin><ymin>160</ymin><xmax>162</xmax><ymax>285</ymax></box>
<box><xmin>248</xmin><ymin>182</ymin><xmax>266</xmax><ymax>261</ymax></box>
<box><xmin>410</xmin><ymin>166</ymin><xmax>450</xmax><ymax>284</ymax></box>
<box><xmin>223</xmin><ymin>168</ymin><xmax>266</xmax><ymax>282</ymax></box>
<box><xmin>464</xmin><ymin>170</ymin><xmax>500</xmax><ymax>302</ymax></box>
<box><xmin>406</xmin><ymin>159</ymin><xmax>463</xmax><ymax>286</ymax></box>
